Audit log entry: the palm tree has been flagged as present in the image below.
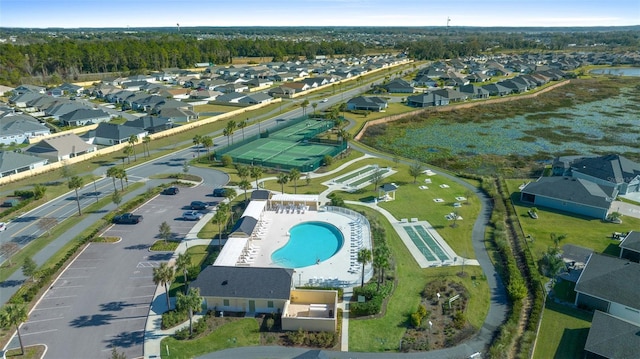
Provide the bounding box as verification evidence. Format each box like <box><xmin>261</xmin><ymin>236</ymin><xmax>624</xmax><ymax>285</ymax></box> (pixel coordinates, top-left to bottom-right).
<box><xmin>276</xmin><ymin>172</ymin><xmax>289</xmax><ymax>194</ymax></box>
<box><xmin>224</xmin><ymin>120</ymin><xmax>236</xmax><ymax>145</ymax></box>
<box><xmin>236</xmin><ymin>165</ymin><xmax>250</xmax><ymax>181</ymax></box>
<box><xmin>213</xmin><ymin>203</ymin><xmax>229</xmax><ymax>249</ymax></box>
<box><xmin>143</xmin><ymin>136</ymin><xmax>151</xmax><ymax>157</ymax></box>
<box><xmin>337</xmin><ymin>129</ymin><xmax>352</xmax><ymax>145</ymax></box>
<box><xmin>339</xmin><ymin>102</ymin><xmax>347</xmax><ymax>118</ymax></box>
<box><xmin>106</xmin><ymin>166</ymin><xmax>119</xmax><ymax>191</ymax></box>
<box><xmin>288</xmin><ymin>168</ymin><xmax>301</xmax><ymax>194</ymax></box>
<box><xmin>128</xmin><ymin>135</ymin><xmax>139</xmax><ymax>161</ymax></box>
<box><xmin>551</xmin><ymin>233</ymin><xmax>567</xmax><ymax>249</ymax></box>
<box><xmin>159</xmin><ymin>221</ymin><xmax>172</xmax><ymax>245</ymax></box>
<box><xmin>301</xmin><ymin>99</ymin><xmax>310</xmax><ymax>116</ymax></box>
<box><xmin>409</xmin><ymin>161</ymin><xmax>424</xmax><ymax>184</ymax></box>
<box><xmin>250</xmin><ymin>166</ymin><xmax>263</xmax><ymax>189</ymax></box>
<box><xmin>373</xmin><ymin>245</ymin><xmax>391</xmax><ymax>291</ymax></box>
<box><xmin>175</xmin><ymin>252</ymin><xmax>192</xmax><ymax>291</ymax></box>
<box><xmin>238</xmin><ymin>119</ymin><xmax>248</xmax><ymax>140</ymax></box>
<box><xmin>68</xmin><ymin>175</ymin><xmax>84</xmax><ymax>216</ymax></box>
<box><xmin>222</xmin><ymin>127</ymin><xmax>231</xmax><ymax>146</ymax></box>
<box><xmin>116</xmin><ymin>168</ymin><xmax>127</xmax><ymax>190</ymax></box>
<box><xmin>153</xmin><ymin>262</ymin><xmax>175</xmax><ymax>311</ymax></box>
<box><xmin>357</xmin><ymin>248</ymin><xmax>372</xmax><ymax>287</ymax></box>
<box><xmin>123</xmin><ymin>145</ymin><xmax>133</xmax><ymax>164</ymax></box>
<box><xmin>176</xmin><ymin>288</ymin><xmax>203</xmax><ymax>336</ymax></box>
<box><xmin>311</xmin><ymin>102</ymin><xmax>318</xmax><ymax>115</ymax></box>
<box><xmin>239</xmin><ymin>179</ymin><xmax>252</xmax><ymax>202</ymax></box>
<box><xmin>200</xmin><ymin>135</ymin><xmax>213</xmax><ymax>160</ymax></box>
<box><xmin>0</xmin><ymin>304</ymin><xmax>28</xmax><ymax>355</ymax></box>
<box><xmin>192</xmin><ymin>134</ymin><xmax>202</xmax><ymax>159</ymax></box>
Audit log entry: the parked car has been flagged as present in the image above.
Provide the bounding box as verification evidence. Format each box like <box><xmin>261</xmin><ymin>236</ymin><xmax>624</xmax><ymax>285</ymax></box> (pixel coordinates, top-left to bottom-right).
<box><xmin>0</xmin><ymin>222</ymin><xmax>7</xmax><ymax>231</ymax></box>
<box><xmin>162</xmin><ymin>186</ymin><xmax>180</xmax><ymax>195</ymax></box>
<box><xmin>182</xmin><ymin>210</ymin><xmax>203</xmax><ymax>221</ymax></box>
<box><xmin>112</xmin><ymin>213</ymin><xmax>143</xmax><ymax>224</ymax></box>
<box><xmin>212</xmin><ymin>188</ymin><xmax>228</xmax><ymax>197</ymax></box>
<box><xmin>1</xmin><ymin>199</ymin><xmax>20</xmax><ymax>207</ymax></box>
<box><xmin>190</xmin><ymin>201</ymin><xmax>209</xmax><ymax>210</ymax></box>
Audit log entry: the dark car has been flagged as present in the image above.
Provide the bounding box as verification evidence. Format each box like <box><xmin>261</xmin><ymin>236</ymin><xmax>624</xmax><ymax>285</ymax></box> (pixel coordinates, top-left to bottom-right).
<box><xmin>190</xmin><ymin>201</ymin><xmax>209</xmax><ymax>210</ymax></box>
<box><xmin>212</xmin><ymin>188</ymin><xmax>227</xmax><ymax>197</ymax></box>
<box><xmin>162</xmin><ymin>186</ymin><xmax>180</xmax><ymax>195</ymax></box>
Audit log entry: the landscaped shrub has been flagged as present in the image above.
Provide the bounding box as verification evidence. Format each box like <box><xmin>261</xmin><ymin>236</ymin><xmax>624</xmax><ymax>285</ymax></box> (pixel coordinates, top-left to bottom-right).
<box><xmin>307</xmin><ymin>331</ymin><xmax>337</xmax><ymax>348</ymax></box>
<box><xmin>162</xmin><ymin>309</ymin><xmax>188</xmax><ymax>329</ymax></box>
<box><xmin>286</xmin><ymin>328</ymin><xmax>306</xmax><ymax>346</ymax></box>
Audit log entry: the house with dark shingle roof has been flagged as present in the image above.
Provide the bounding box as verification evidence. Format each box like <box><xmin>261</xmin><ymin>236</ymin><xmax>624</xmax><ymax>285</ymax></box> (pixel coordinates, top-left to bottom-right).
<box><xmin>584</xmin><ymin>310</ymin><xmax>640</xmax><ymax>359</ymax></box>
<box><xmin>190</xmin><ymin>266</ymin><xmax>293</xmax><ymax>314</ymax></box>
<box><xmin>574</xmin><ymin>253</ymin><xmax>640</xmax><ymax>324</ymax></box>
<box><xmin>520</xmin><ymin>177</ymin><xmax>616</xmax><ymax>220</ymax></box>
<box><xmin>0</xmin><ymin>115</ymin><xmax>51</xmax><ymax>145</ymax></box>
<box><xmin>570</xmin><ymin>154</ymin><xmax>640</xmax><ymax>195</ymax></box>
<box><xmin>238</xmin><ymin>93</ymin><xmax>274</xmax><ymax>105</ymax></box>
<box><xmin>92</xmin><ymin>123</ymin><xmax>148</xmax><ymax>146</ymax></box>
<box><xmin>346</xmin><ymin>96</ymin><xmax>388</xmax><ymax>112</ymax></box>
<box><xmin>0</xmin><ymin>151</ymin><xmax>48</xmax><ymax>178</ymax></box>
<box><xmin>124</xmin><ymin>116</ymin><xmax>173</xmax><ymax>134</ymax></box>
<box><xmin>406</xmin><ymin>92</ymin><xmax>449</xmax><ymax>108</ymax></box>
<box><xmin>619</xmin><ymin>231</ymin><xmax>640</xmax><ymax>263</ymax></box>
<box><xmin>59</xmin><ymin>108</ymin><xmax>111</xmax><ymax>127</ymax></box>
<box><xmin>383</xmin><ymin>78</ymin><xmax>415</xmax><ymax>93</ymax></box>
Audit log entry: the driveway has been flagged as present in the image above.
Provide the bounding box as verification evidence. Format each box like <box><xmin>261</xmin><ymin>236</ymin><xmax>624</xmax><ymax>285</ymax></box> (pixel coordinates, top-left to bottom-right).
<box><xmin>10</xmin><ymin>184</ymin><xmax>217</xmax><ymax>358</ymax></box>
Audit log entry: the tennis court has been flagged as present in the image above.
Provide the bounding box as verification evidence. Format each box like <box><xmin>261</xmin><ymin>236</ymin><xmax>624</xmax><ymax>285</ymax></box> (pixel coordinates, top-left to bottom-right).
<box><xmin>218</xmin><ymin>117</ymin><xmax>345</xmax><ymax>171</ymax></box>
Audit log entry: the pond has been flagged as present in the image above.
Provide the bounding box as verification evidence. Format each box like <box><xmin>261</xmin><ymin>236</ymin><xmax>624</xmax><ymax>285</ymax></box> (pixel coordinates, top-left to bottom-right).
<box><xmin>590</xmin><ymin>67</ymin><xmax>640</xmax><ymax>76</ymax></box>
<box><xmin>389</xmin><ymin>88</ymin><xmax>639</xmax><ymax>157</ymax></box>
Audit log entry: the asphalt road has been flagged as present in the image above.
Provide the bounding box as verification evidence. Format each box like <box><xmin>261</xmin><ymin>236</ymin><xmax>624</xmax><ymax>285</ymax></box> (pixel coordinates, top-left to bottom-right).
<box><xmin>11</xmin><ymin>184</ymin><xmax>219</xmax><ymax>358</ymax></box>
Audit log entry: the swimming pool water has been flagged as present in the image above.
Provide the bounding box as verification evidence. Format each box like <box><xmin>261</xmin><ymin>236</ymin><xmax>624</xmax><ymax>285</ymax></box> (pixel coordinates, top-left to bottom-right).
<box><xmin>271</xmin><ymin>221</ymin><xmax>344</xmax><ymax>268</ymax></box>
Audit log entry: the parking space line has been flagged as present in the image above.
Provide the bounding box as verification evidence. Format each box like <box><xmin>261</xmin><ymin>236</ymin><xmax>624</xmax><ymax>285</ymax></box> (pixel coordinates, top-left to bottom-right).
<box><xmin>59</xmin><ymin>276</ymin><xmax>90</xmax><ymax>279</ymax></box>
<box><xmin>66</xmin><ymin>267</ymin><xmax>96</xmax><ymax>270</ymax></box>
<box><xmin>51</xmin><ymin>285</ymin><xmax>83</xmax><ymax>289</ymax></box>
<box><xmin>22</xmin><ymin>329</ymin><xmax>58</xmax><ymax>336</ymax></box>
<box><xmin>26</xmin><ymin>317</ymin><xmax>64</xmax><ymax>324</ymax></box>
<box><xmin>41</xmin><ymin>295</ymin><xmax>78</xmax><ymax>300</ymax></box>
<box><xmin>32</xmin><ymin>306</ymin><xmax>71</xmax><ymax>311</ymax></box>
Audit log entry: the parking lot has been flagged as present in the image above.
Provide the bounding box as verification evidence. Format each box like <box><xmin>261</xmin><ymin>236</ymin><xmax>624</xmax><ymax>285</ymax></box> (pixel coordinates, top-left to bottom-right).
<box><xmin>13</xmin><ymin>184</ymin><xmax>218</xmax><ymax>358</ymax></box>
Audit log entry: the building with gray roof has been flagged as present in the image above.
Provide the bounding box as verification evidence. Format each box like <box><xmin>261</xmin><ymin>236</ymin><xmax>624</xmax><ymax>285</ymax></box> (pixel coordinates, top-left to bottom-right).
<box><xmin>619</xmin><ymin>231</ymin><xmax>640</xmax><ymax>263</ymax></box>
<box><xmin>59</xmin><ymin>108</ymin><xmax>111</xmax><ymax>127</ymax></box>
<box><xmin>25</xmin><ymin>133</ymin><xmax>96</xmax><ymax>162</ymax></box>
<box><xmin>584</xmin><ymin>310</ymin><xmax>640</xmax><ymax>359</ymax></box>
<box><xmin>0</xmin><ymin>151</ymin><xmax>48</xmax><ymax>178</ymax></box>
<box><xmin>571</xmin><ymin>154</ymin><xmax>640</xmax><ymax>195</ymax></box>
<box><xmin>0</xmin><ymin>115</ymin><xmax>51</xmax><ymax>145</ymax></box>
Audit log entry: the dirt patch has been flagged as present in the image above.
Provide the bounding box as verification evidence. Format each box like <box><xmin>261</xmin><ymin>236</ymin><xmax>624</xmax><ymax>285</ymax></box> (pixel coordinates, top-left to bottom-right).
<box><xmin>401</xmin><ymin>279</ymin><xmax>476</xmax><ymax>352</ymax></box>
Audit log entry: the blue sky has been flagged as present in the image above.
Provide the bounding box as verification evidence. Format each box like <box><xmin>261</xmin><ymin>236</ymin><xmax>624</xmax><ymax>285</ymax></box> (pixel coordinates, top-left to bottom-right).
<box><xmin>1</xmin><ymin>0</ymin><xmax>638</xmax><ymax>28</ymax></box>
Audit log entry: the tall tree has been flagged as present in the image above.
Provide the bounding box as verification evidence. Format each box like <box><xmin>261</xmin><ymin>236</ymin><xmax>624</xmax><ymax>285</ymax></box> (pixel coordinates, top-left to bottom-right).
<box><xmin>357</xmin><ymin>248</ymin><xmax>372</xmax><ymax>288</ymax></box>
<box><xmin>238</xmin><ymin>179</ymin><xmax>252</xmax><ymax>202</ymax></box>
<box><xmin>0</xmin><ymin>304</ymin><xmax>28</xmax><ymax>355</ymax></box>
<box><xmin>301</xmin><ymin>99</ymin><xmax>310</xmax><ymax>116</ymax></box>
<box><xmin>143</xmin><ymin>135</ymin><xmax>151</xmax><ymax>157</ymax></box>
<box><xmin>116</xmin><ymin>168</ymin><xmax>127</xmax><ymax>190</ymax></box>
<box><xmin>212</xmin><ymin>203</ymin><xmax>229</xmax><ymax>249</ymax></box>
<box><xmin>192</xmin><ymin>134</ymin><xmax>202</xmax><ymax>159</ymax></box>
<box><xmin>175</xmin><ymin>252</ymin><xmax>192</xmax><ymax>290</ymax></box>
<box><xmin>250</xmin><ymin>166</ymin><xmax>263</xmax><ymax>189</ymax></box>
<box><xmin>288</xmin><ymin>168</ymin><xmax>301</xmax><ymax>194</ymax></box>
<box><xmin>68</xmin><ymin>175</ymin><xmax>84</xmax><ymax>216</ymax></box>
<box><xmin>276</xmin><ymin>172</ymin><xmax>289</xmax><ymax>194</ymax></box>
<box><xmin>153</xmin><ymin>262</ymin><xmax>175</xmax><ymax>311</ymax></box>
<box><xmin>106</xmin><ymin>166</ymin><xmax>120</xmax><ymax>191</ymax></box>
<box><xmin>371</xmin><ymin>170</ymin><xmax>384</xmax><ymax>193</ymax></box>
<box><xmin>200</xmin><ymin>135</ymin><xmax>213</xmax><ymax>160</ymax></box>
<box><xmin>176</xmin><ymin>287</ymin><xmax>203</xmax><ymax>337</ymax></box>
<box><xmin>159</xmin><ymin>221</ymin><xmax>172</xmax><ymax>245</ymax></box>
<box><xmin>22</xmin><ymin>257</ymin><xmax>37</xmax><ymax>282</ymax></box>
<box><xmin>128</xmin><ymin>135</ymin><xmax>139</xmax><ymax>161</ymax></box>
<box><xmin>373</xmin><ymin>245</ymin><xmax>391</xmax><ymax>291</ymax></box>
<box><xmin>551</xmin><ymin>233</ymin><xmax>567</xmax><ymax>249</ymax></box>
<box><xmin>409</xmin><ymin>162</ymin><xmax>424</xmax><ymax>184</ymax></box>
<box><xmin>112</xmin><ymin>189</ymin><xmax>122</xmax><ymax>209</ymax></box>
<box><xmin>236</xmin><ymin>165</ymin><xmax>250</xmax><ymax>181</ymax></box>
<box><xmin>238</xmin><ymin>119</ymin><xmax>248</xmax><ymax>140</ymax></box>
<box><xmin>311</xmin><ymin>102</ymin><xmax>318</xmax><ymax>115</ymax></box>
<box><xmin>123</xmin><ymin>146</ymin><xmax>133</xmax><ymax>164</ymax></box>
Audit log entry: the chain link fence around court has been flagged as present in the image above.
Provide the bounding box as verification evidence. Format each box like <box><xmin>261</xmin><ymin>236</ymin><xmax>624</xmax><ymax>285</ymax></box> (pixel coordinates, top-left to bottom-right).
<box><xmin>217</xmin><ymin>116</ymin><xmax>346</xmax><ymax>172</ymax></box>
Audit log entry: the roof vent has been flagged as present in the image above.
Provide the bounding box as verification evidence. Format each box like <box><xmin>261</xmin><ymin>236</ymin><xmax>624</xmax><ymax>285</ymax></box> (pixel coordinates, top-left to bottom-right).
<box><xmin>222</xmin><ymin>280</ymin><xmax>228</xmax><ymax>285</ymax></box>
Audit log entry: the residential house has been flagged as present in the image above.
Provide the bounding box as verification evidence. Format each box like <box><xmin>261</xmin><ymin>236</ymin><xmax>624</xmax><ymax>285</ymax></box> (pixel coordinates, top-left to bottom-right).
<box><xmin>92</xmin><ymin>123</ymin><xmax>148</xmax><ymax>146</ymax></box>
<box><xmin>346</xmin><ymin>96</ymin><xmax>388</xmax><ymax>112</ymax></box>
<box><xmin>431</xmin><ymin>88</ymin><xmax>468</xmax><ymax>102</ymax></box>
<box><xmin>383</xmin><ymin>79</ymin><xmax>415</xmax><ymax>93</ymax></box>
<box><xmin>26</xmin><ymin>133</ymin><xmax>96</xmax><ymax>162</ymax></box>
<box><xmin>156</xmin><ymin>107</ymin><xmax>198</xmax><ymax>123</ymax></box>
<box><xmin>121</xmin><ymin>80</ymin><xmax>149</xmax><ymax>91</ymax></box>
<box><xmin>54</xmin><ymin>83</ymin><xmax>83</xmax><ymax>96</ymax></box>
<box><xmin>9</xmin><ymin>92</ymin><xmax>43</xmax><ymax>108</ymax></box>
<box><xmin>619</xmin><ymin>231</ymin><xmax>640</xmax><ymax>263</ymax></box>
<box><xmin>0</xmin><ymin>115</ymin><xmax>51</xmax><ymax>145</ymax></box>
<box><xmin>520</xmin><ymin>177</ymin><xmax>617</xmax><ymax>220</ymax></box>
<box><xmin>459</xmin><ymin>84</ymin><xmax>490</xmax><ymax>99</ymax></box>
<box><xmin>268</xmin><ymin>86</ymin><xmax>296</xmax><ymax>98</ymax></box>
<box><xmin>584</xmin><ymin>310</ymin><xmax>640</xmax><ymax>359</ymax></box>
<box><xmin>59</xmin><ymin>108</ymin><xmax>111</xmax><ymax>127</ymax></box>
<box><xmin>0</xmin><ymin>151</ymin><xmax>48</xmax><ymax>178</ymax></box>
<box><xmin>44</xmin><ymin>102</ymin><xmax>89</xmax><ymax>120</ymax></box>
<box><xmin>481</xmin><ymin>83</ymin><xmax>512</xmax><ymax>96</ymax></box>
<box><xmin>215</xmin><ymin>83</ymin><xmax>249</xmax><ymax>94</ymax></box>
<box><xmin>214</xmin><ymin>92</ymin><xmax>247</xmax><ymax>104</ymax></box>
<box><xmin>13</xmin><ymin>85</ymin><xmax>46</xmax><ymax>95</ymax></box>
<box><xmin>155</xmin><ymin>88</ymin><xmax>191</xmax><ymax>100</ymax></box>
<box><xmin>282</xmin><ymin>82</ymin><xmax>310</xmax><ymax>93</ymax></box>
<box><xmin>570</xmin><ymin>154</ymin><xmax>640</xmax><ymax>195</ymax></box>
<box><xmin>238</xmin><ymin>93</ymin><xmax>274</xmax><ymax>105</ymax></box>
<box><xmin>575</xmin><ymin>253</ymin><xmax>640</xmax><ymax>324</ymax></box>
<box><xmin>189</xmin><ymin>90</ymin><xmax>222</xmax><ymax>101</ymax></box>
<box><xmin>246</xmin><ymin>78</ymin><xmax>274</xmax><ymax>89</ymax></box>
<box><xmin>125</xmin><ymin>116</ymin><xmax>173</xmax><ymax>134</ymax></box>
<box><xmin>406</xmin><ymin>92</ymin><xmax>449</xmax><ymax>107</ymax></box>
<box><xmin>411</xmin><ymin>75</ymin><xmax>438</xmax><ymax>88</ymax></box>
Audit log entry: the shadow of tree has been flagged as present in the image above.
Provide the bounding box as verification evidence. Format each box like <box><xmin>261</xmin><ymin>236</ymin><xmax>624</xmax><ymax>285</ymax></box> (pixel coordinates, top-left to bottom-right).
<box><xmin>0</xmin><ymin>279</ymin><xmax>26</xmax><ymax>288</ymax></box>
<box><xmin>99</xmin><ymin>301</ymin><xmax>134</xmax><ymax>312</ymax></box>
<box><xmin>69</xmin><ymin>313</ymin><xmax>115</xmax><ymax>327</ymax></box>
<box><xmin>123</xmin><ymin>244</ymin><xmax>149</xmax><ymax>250</ymax></box>
<box><xmin>106</xmin><ymin>330</ymin><xmax>145</xmax><ymax>348</ymax></box>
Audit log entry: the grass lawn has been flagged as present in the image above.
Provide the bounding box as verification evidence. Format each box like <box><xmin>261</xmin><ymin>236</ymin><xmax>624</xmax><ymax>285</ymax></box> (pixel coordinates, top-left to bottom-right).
<box><xmin>160</xmin><ymin>318</ymin><xmax>260</xmax><ymax>359</ymax></box>
<box><xmin>347</xmin><ymin>205</ymin><xmax>489</xmax><ymax>352</ymax></box>
<box><xmin>552</xmin><ymin>279</ymin><xmax>576</xmax><ymax>303</ymax></box>
<box><xmin>533</xmin><ymin>301</ymin><xmax>592</xmax><ymax>359</ymax></box>
<box><xmin>505</xmin><ymin>179</ymin><xmax>640</xmax><ymax>260</ymax></box>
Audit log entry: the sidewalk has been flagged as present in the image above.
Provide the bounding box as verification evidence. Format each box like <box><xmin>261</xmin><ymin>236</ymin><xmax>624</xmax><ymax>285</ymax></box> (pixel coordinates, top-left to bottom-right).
<box><xmin>143</xmin><ymin>213</ymin><xmax>214</xmax><ymax>359</ymax></box>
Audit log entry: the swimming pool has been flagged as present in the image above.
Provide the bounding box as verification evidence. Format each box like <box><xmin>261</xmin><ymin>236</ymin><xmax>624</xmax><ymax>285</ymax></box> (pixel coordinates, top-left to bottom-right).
<box><xmin>271</xmin><ymin>221</ymin><xmax>344</xmax><ymax>268</ymax></box>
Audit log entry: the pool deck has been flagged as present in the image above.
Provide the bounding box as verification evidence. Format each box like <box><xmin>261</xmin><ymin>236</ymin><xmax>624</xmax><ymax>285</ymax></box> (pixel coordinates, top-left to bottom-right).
<box><xmin>246</xmin><ymin>208</ymin><xmax>372</xmax><ymax>287</ymax></box>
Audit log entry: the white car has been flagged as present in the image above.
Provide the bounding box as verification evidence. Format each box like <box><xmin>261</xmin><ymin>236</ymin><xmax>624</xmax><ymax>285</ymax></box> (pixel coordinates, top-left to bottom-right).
<box><xmin>182</xmin><ymin>211</ymin><xmax>203</xmax><ymax>221</ymax></box>
<box><xmin>0</xmin><ymin>222</ymin><xmax>6</xmax><ymax>231</ymax></box>
<box><xmin>321</xmin><ymin>98</ymin><xmax>328</xmax><ymax>103</ymax></box>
